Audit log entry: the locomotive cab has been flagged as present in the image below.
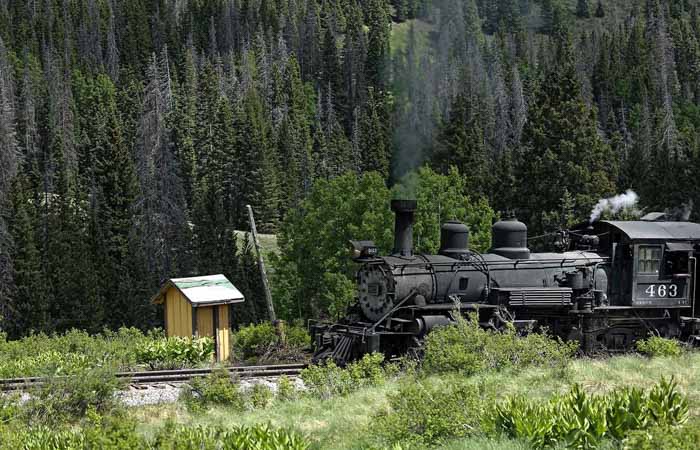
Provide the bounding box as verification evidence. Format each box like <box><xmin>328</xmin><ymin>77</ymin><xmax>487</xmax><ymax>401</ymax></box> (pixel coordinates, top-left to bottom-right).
<box><xmin>594</xmin><ymin>221</ymin><xmax>700</xmax><ymax>310</ymax></box>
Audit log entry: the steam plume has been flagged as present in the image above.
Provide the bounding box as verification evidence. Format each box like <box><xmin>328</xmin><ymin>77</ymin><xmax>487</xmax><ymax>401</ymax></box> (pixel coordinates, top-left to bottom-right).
<box><xmin>589</xmin><ymin>190</ymin><xmax>639</xmax><ymax>223</ymax></box>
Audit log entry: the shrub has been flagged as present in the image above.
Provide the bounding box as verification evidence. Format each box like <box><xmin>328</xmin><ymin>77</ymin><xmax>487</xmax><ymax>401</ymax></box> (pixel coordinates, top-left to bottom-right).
<box><xmin>422</xmin><ymin>314</ymin><xmax>577</xmax><ymax>376</ymax></box>
<box><xmin>0</xmin><ymin>394</ymin><xmax>21</xmax><ymax>424</ymax></box>
<box><xmin>247</xmin><ymin>384</ymin><xmax>274</xmax><ymax>409</ymax></box>
<box><xmin>136</xmin><ymin>336</ymin><xmax>214</xmax><ymax>369</ymax></box>
<box><xmin>624</xmin><ymin>419</ymin><xmax>700</xmax><ymax>450</ymax></box>
<box><xmin>374</xmin><ymin>378</ymin><xmax>489</xmax><ymax>447</ymax></box>
<box><xmin>152</xmin><ymin>422</ymin><xmax>311</xmax><ymax>450</ymax></box>
<box><xmin>636</xmin><ymin>336</ymin><xmax>682</xmax><ymax>357</ymax></box>
<box><xmin>231</xmin><ymin>322</ymin><xmax>310</xmax><ymax>362</ymax></box>
<box><xmin>23</xmin><ymin>367</ymin><xmax>123</xmax><ymax>424</ymax></box>
<box><xmin>492</xmin><ymin>377</ymin><xmax>689</xmax><ymax>449</ymax></box>
<box><xmin>276</xmin><ymin>375</ymin><xmax>298</xmax><ymax>401</ymax></box>
<box><xmin>301</xmin><ymin>352</ymin><xmax>387</xmax><ymax>399</ymax></box>
<box><xmin>0</xmin><ymin>327</ymin><xmax>156</xmax><ymax>378</ymax></box>
<box><xmin>181</xmin><ymin>367</ymin><xmax>244</xmax><ymax>411</ymax></box>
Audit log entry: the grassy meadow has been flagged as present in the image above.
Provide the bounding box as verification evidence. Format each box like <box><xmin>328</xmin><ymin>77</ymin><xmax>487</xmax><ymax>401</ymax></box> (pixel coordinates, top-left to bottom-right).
<box><xmin>130</xmin><ymin>352</ymin><xmax>700</xmax><ymax>449</ymax></box>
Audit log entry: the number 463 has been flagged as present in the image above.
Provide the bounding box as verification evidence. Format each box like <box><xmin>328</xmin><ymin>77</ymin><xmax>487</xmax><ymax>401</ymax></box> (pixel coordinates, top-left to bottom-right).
<box><xmin>645</xmin><ymin>284</ymin><xmax>678</xmax><ymax>297</ymax></box>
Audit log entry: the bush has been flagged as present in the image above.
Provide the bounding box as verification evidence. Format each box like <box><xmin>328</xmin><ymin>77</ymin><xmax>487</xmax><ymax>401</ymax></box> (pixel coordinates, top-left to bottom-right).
<box><xmin>374</xmin><ymin>378</ymin><xmax>490</xmax><ymax>447</ymax></box>
<box><xmin>181</xmin><ymin>367</ymin><xmax>244</xmax><ymax>411</ymax></box>
<box><xmin>636</xmin><ymin>336</ymin><xmax>682</xmax><ymax>357</ymax></box>
<box><xmin>231</xmin><ymin>322</ymin><xmax>310</xmax><ymax>362</ymax></box>
<box><xmin>422</xmin><ymin>314</ymin><xmax>577</xmax><ymax>376</ymax></box>
<box><xmin>276</xmin><ymin>375</ymin><xmax>298</xmax><ymax>401</ymax></box>
<box><xmin>301</xmin><ymin>352</ymin><xmax>387</xmax><ymax>399</ymax></box>
<box><xmin>136</xmin><ymin>336</ymin><xmax>214</xmax><ymax>369</ymax></box>
<box><xmin>0</xmin><ymin>327</ymin><xmax>156</xmax><ymax>378</ymax></box>
<box><xmin>493</xmin><ymin>377</ymin><xmax>689</xmax><ymax>449</ymax></box>
<box><xmin>624</xmin><ymin>419</ymin><xmax>700</xmax><ymax>450</ymax></box>
<box><xmin>247</xmin><ymin>384</ymin><xmax>274</xmax><ymax>409</ymax></box>
<box><xmin>23</xmin><ymin>367</ymin><xmax>124</xmax><ymax>424</ymax></box>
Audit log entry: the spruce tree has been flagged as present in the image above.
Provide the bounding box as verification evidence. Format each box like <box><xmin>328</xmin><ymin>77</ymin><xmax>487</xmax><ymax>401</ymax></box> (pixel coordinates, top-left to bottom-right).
<box><xmin>595</xmin><ymin>1</ymin><xmax>605</xmax><ymax>18</ymax></box>
<box><xmin>576</xmin><ymin>0</ymin><xmax>590</xmax><ymax>18</ymax></box>
<box><xmin>517</xmin><ymin>35</ymin><xmax>616</xmax><ymax>233</ymax></box>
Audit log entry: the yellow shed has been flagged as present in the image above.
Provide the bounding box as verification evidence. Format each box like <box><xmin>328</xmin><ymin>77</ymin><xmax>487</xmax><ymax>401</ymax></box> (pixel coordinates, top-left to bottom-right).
<box><xmin>151</xmin><ymin>274</ymin><xmax>245</xmax><ymax>361</ymax></box>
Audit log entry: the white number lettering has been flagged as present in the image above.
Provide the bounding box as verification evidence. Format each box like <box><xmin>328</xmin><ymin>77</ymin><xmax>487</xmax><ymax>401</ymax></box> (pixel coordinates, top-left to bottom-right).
<box><xmin>669</xmin><ymin>284</ymin><xmax>678</xmax><ymax>297</ymax></box>
<box><xmin>645</xmin><ymin>285</ymin><xmax>656</xmax><ymax>297</ymax></box>
<box><xmin>658</xmin><ymin>285</ymin><xmax>667</xmax><ymax>297</ymax></box>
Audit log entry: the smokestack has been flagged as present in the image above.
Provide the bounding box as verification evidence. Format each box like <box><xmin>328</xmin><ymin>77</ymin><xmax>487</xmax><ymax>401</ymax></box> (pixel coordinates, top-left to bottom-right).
<box><xmin>391</xmin><ymin>199</ymin><xmax>417</xmax><ymax>257</ymax></box>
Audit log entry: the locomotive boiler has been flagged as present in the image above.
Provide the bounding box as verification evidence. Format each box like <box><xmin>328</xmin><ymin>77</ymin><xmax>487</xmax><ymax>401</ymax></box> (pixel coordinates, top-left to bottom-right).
<box><xmin>311</xmin><ymin>199</ymin><xmax>700</xmax><ymax>364</ymax></box>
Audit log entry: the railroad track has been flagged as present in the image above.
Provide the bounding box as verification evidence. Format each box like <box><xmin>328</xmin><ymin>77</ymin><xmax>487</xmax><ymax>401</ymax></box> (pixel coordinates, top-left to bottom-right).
<box><xmin>0</xmin><ymin>363</ymin><xmax>308</xmax><ymax>391</ymax></box>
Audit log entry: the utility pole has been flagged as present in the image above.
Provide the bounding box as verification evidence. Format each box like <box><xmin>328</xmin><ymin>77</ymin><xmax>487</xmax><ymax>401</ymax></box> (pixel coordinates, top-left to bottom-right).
<box><xmin>246</xmin><ymin>204</ymin><xmax>276</xmax><ymax>322</ymax></box>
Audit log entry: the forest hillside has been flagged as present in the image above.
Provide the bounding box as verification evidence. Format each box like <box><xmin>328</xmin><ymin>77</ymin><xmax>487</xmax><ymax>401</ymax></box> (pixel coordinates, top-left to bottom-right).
<box><xmin>0</xmin><ymin>0</ymin><xmax>699</xmax><ymax>334</ymax></box>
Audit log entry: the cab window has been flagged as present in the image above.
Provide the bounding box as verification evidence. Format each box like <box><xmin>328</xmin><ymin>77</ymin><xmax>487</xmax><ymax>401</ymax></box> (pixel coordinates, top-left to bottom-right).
<box><xmin>664</xmin><ymin>252</ymin><xmax>689</xmax><ymax>276</ymax></box>
<box><xmin>638</xmin><ymin>245</ymin><xmax>661</xmax><ymax>274</ymax></box>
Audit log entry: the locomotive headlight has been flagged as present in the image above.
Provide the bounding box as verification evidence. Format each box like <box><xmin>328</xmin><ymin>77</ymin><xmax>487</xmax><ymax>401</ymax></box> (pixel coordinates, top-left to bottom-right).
<box><xmin>349</xmin><ymin>240</ymin><xmax>378</xmax><ymax>260</ymax></box>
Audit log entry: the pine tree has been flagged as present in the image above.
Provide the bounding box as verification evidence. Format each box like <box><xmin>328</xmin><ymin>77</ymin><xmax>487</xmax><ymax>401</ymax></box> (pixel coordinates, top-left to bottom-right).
<box><xmin>432</xmin><ymin>92</ymin><xmax>489</xmax><ymax>197</ymax></box>
<box><xmin>595</xmin><ymin>1</ymin><xmax>605</xmax><ymax>18</ymax></box>
<box><xmin>576</xmin><ymin>0</ymin><xmax>590</xmax><ymax>18</ymax></box>
<box><xmin>366</xmin><ymin>0</ymin><xmax>391</xmax><ymax>89</ymax></box>
<box><xmin>517</xmin><ymin>35</ymin><xmax>616</xmax><ymax>233</ymax></box>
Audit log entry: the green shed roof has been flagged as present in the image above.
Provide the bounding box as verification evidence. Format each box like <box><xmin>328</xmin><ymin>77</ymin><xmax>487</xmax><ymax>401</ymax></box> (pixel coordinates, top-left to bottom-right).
<box><xmin>152</xmin><ymin>274</ymin><xmax>245</xmax><ymax>307</ymax></box>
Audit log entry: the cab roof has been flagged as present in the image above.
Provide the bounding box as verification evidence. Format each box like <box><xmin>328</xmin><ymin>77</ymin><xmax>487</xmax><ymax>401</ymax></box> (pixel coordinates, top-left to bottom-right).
<box><xmin>601</xmin><ymin>221</ymin><xmax>700</xmax><ymax>241</ymax></box>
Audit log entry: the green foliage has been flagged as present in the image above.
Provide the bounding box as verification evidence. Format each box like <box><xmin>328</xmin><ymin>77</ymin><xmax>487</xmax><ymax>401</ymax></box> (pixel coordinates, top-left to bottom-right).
<box><xmin>624</xmin><ymin>419</ymin><xmax>700</xmax><ymax>450</ymax></box>
<box><xmin>0</xmin><ymin>418</ymin><xmax>310</xmax><ymax>450</ymax></box>
<box><xmin>23</xmin><ymin>367</ymin><xmax>124</xmax><ymax>424</ymax></box>
<box><xmin>0</xmin><ymin>328</ymin><xmax>156</xmax><ymax>378</ymax></box>
<box><xmin>181</xmin><ymin>367</ymin><xmax>244</xmax><ymax>411</ymax></box>
<box><xmin>0</xmin><ymin>413</ymin><xmax>142</xmax><ymax>450</ymax></box>
<box><xmin>493</xmin><ymin>377</ymin><xmax>689</xmax><ymax>449</ymax></box>
<box><xmin>422</xmin><ymin>314</ymin><xmax>577</xmax><ymax>376</ymax></box>
<box><xmin>635</xmin><ymin>336</ymin><xmax>683</xmax><ymax>357</ymax></box>
<box><xmin>247</xmin><ymin>383</ymin><xmax>274</xmax><ymax>409</ymax></box>
<box><xmin>231</xmin><ymin>322</ymin><xmax>310</xmax><ymax>362</ymax></box>
<box><xmin>152</xmin><ymin>422</ymin><xmax>311</xmax><ymax>450</ymax></box>
<box><xmin>300</xmin><ymin>352</ymin><xmax>387</xmax><ymax>399</ymax></box>
<box><xmin>276</xmin><ymin>375</ymin><xmax>298</xmax><ymax>401</ymax></box>
<box><xmin>272</xmin><ymin>169</ymin><xmax>495</xmax><ymax>320</ymax></box>
<box><xmin>374</xmin><ymin>378</ymin><xmax>491</xmax><ymax>447</ymax></box>
<box><xmin>135</xmin><ymin>336</ymin><xmax>214</xmax><ymax>369</ymax></box>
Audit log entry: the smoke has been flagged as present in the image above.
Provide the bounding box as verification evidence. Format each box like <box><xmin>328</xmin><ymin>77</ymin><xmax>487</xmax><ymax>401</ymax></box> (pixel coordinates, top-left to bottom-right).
<box><xmin>665</xmin><ymin>200</ymin><xmax>693</xmax><ymax>221</ymax></box>
<box><xmin>389</xmin><ymin>0</ymin><xmax>472</xmax><ymax>196</ymax></box>
<box><xmin>589</xmin><ymin>190</ymin><xmax>639</xmax><ymax>223</ymax></box>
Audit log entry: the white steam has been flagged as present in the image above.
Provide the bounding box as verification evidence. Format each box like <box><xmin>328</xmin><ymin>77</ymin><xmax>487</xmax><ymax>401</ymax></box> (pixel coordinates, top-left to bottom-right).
<box><xmin>589</xmin><ymin>190</ymin><xmax>639</xmax><ymax>223</ymax></box>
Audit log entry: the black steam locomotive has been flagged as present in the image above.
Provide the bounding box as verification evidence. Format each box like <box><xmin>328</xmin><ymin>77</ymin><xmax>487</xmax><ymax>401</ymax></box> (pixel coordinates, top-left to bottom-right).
<box><xmin>311</xmin><ymin>200</ymin><xmax>700</xmax><ymax>364</ymax></box>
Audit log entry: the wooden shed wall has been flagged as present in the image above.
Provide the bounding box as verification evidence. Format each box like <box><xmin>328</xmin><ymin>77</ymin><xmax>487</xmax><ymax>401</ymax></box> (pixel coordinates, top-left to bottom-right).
<box><xmin>196</xmin><ymin>306</ymin><xmax>214</xmax><ymax>338</ymax></box>
<box><xmin>165</xmin><ymin>287</ymin><xmax>192</xmax><ymax>337</ymax></box>
<box><xmin>217</xmin><ymin>305</ymin><xmax>230</xmax><ymax>361</ymax></box>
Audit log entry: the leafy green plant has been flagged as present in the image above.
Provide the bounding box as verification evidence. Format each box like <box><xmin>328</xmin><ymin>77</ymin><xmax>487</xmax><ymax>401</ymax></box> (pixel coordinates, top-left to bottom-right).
<box><xmin>0</xmin><ymin>327</ymin><xmax>157</xmax><ymax>378</ymax></box>
<box><xmin>247</xmin><ymin>383</ymin><xmax>274</xmax><ymax>409</ymax></box>
<box><xmin>374</xmin><ymin>378</ymin><xmax>490</xmax><ymax>447</ymax></box>
<box><xmin>636</xmin><ymin>336</ymin><xmax>682</xmax><ymax>357</ymax></box>
<box><xmin>624</xmin><ymin>419</ymin><xmax>700</xmax><ymax>450</ymax></box>
<box><xmin>23</xmin><ymin>367</ymin><xmax>123</xmax><ymax>424</ymax></box>
<box><xmin>136</xmin><ymin>336</ymin><xmax>214</xmax><ymax>369</ymax></box>
<box><xmin>276</xmin><ymin>375</ymin><xmax>298</xmax><ymax>401</ymax></box>
<box><xmin>152</xmin><ymin>422</ymin><xmax>311</xmax><ymax>450</ymax></box>
<box><xmin>231</xmin><ymin>322</ymin><xmax>310</xmax><ymax>362</ymax></box>
<box><xmin>301</xmin><ymin>352</ymin><xmax>387</xmax><ymax>399</ymax></box>
<box><xmin>423</xmin><ymin>314</ymin><xmax>577</xmax><ymax>376</ymax></box>
<box><xmin>493</xmin><ymin>377</ymin><xmax>689</xmax><ymax>449</ymax></box>
<box><xmin>181</xmin><ymin>367</ymin><xmax>244</xmax><ymax>411</ymax></box>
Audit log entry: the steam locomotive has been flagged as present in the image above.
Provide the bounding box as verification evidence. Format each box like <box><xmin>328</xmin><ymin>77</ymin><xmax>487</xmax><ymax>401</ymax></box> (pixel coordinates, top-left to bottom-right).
<box><xmin>311</xmin><ymin>200</ymin><xmax>700</xmax><ymax>364</ymax></box>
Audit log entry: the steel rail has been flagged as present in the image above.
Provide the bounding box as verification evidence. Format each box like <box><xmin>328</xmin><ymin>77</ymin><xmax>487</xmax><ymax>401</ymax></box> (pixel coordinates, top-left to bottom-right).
<box><xmin>0</xmin><ymin>363</ymin><xmax>308</xmax><ymax>392</ymax></box>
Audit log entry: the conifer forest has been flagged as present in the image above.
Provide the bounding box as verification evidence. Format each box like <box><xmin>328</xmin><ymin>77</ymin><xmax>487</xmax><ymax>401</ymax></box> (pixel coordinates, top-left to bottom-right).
<box><xmin>1</xmin><ymin>0</ymin><xmax>700</xmax><ymax>336</ymax></box>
